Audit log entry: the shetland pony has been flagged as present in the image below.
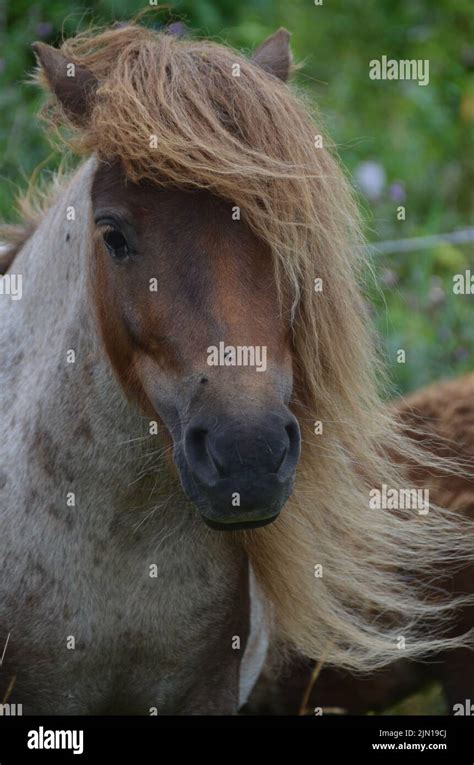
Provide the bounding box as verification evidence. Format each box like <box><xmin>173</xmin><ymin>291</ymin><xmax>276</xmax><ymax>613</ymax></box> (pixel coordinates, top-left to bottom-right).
<box><xmin>0</xmin><ymin>23</ymin><xmax>472</xmax><ymax>714</ymax></box>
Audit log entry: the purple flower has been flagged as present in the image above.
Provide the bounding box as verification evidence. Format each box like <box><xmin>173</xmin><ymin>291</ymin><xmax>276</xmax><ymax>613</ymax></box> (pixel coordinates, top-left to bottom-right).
<box><xmin>166</xmin><ymin>22</ymin><xmax>187</xmax><ymax>38</ymax></box>
<box><xmin>354</xmin><ymin>161</ymin><xmax>386</xmax><ymax>201</ymax></box>
<box><xmin>389</xmin><ymin>182</ymin><xmax>406</xmax><ymax>203</ymax></box>
<box><xmin>454</xmin><ymin>346</ymin><xmax>469</xmax><ymax>362</ymax></box>
<box><xmin>35</xmin><ymin>22</ymin><xmax>53</xmax><ymax>39</ymax></box>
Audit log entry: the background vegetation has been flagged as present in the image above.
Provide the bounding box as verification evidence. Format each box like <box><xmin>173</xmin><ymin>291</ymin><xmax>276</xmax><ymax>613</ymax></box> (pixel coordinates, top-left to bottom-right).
<box><xmin>0</xmin><ymin>0</ymin><xmax>472</xmax><ymax>712</ymax></box>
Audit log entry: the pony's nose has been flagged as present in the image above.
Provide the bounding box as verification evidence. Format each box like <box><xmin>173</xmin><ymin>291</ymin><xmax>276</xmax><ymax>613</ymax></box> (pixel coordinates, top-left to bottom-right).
<box><xmin>184</xmin><ymin>414</ymin><xmax>300</xmax><ymax>481</ymax></box>
<box><xmin>182</xmin><ymin>413</ymin><xmax>300</xmax><ymax>527</ymax></box>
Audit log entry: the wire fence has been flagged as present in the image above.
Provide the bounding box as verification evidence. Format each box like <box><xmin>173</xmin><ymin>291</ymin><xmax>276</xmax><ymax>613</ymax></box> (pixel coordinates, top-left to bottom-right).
<box><xmin>369</xmin><ymin>228</ymin><xmax>474</xmax><ymax>256</ymax></box>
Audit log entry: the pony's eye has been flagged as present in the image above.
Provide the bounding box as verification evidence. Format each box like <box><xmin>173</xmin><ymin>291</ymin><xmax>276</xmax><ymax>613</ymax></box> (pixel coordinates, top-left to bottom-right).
<box><xmin>102</xmin><ymin>228</ymin><xmax>129</xmax><ymax>262</ymax></box>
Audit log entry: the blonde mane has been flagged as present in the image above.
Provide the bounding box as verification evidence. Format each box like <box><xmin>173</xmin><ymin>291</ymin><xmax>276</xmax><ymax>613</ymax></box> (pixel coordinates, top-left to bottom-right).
<box><xmin>11</xmin><ymin>22</ymin><xmax>474</xmax><ymax>670</ymax></box>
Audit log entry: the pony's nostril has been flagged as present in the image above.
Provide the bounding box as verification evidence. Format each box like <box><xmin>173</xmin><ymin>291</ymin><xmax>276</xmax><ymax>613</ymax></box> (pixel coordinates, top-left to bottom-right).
<box><xmin>189</xmin><ymin>428</ymin><xmax>206</xmax><ymax>448</ymax></box>
<box><xmin>206</xmin><ymin>440</ymin><xmax>227</xmax><ymax>477</ymax></box>
<box><xmin>185</xmin><ymin>426</ymin><xmax>220</xmax><ymax>484</ymax></box>
<box><xmin>286</xmin><ymin>420</ymin><xmax>299</xmax><ymax>451</ymax></box>
<box><xmin>276</xmin><ymin>419</ymin><xmax>301</xmax><ymax>480</ymax></box>
<box><xmin>274</xmin><ymin>442</ymin><xmax>289</xmax><ymax>472</ymax></box>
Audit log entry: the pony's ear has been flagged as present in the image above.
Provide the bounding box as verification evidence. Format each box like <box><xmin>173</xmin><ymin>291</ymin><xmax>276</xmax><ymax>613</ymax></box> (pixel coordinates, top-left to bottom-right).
<box><xmin>252</xmin><ymin>28</ymin><xmax>292</xmax><ymax>82</ymax></box>
<box><xmin>32</xmin><ymin>41</ymin><xmax>98</xmax><ymax>124</ymax></box>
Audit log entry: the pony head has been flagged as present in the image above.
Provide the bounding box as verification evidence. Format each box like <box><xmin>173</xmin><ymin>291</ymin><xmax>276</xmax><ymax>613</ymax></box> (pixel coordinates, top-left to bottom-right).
<box><xmin>33</xmin><ymin>28</ymin><xmax>300</xmax><ymax>530</ymax></box>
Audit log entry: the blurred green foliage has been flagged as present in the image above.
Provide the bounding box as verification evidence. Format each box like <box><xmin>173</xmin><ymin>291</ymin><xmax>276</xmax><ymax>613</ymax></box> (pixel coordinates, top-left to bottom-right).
<box><xmin>0</xmin><ymin>0</ymin><xmax>473</xmax><ymax>393</ymax></box>
<box><xmin>384</xmin><ymin>682</ymin><xmax>446</xmax><ymax>716</ymax></box>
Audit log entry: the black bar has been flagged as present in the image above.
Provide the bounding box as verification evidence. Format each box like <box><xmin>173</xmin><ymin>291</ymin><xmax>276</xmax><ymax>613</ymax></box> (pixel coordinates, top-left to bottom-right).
<box><xmin>0</xmin><ymin>715</ymin><xmax>472</xmax><ymax>762</ymax></box>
